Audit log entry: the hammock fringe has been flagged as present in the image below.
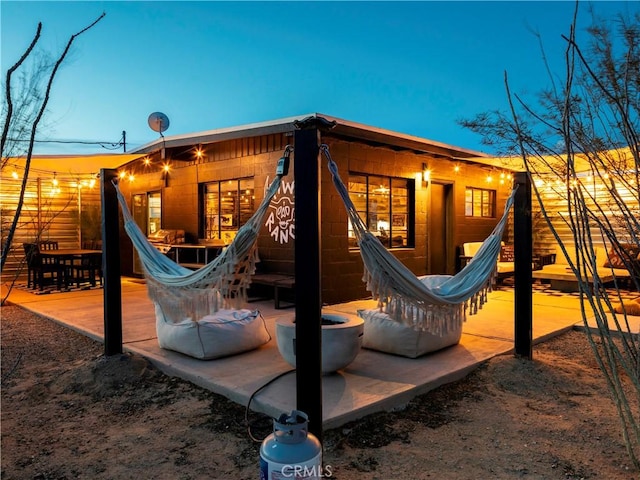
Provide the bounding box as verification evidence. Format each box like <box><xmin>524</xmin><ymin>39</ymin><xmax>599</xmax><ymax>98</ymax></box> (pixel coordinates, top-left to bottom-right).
<box><xmin>114</xmin><ymin>165</ymin><xmax>285</xmax><ymax>324</ymax></box>
<box><xmin>322</xmin><ymin>143</ymin><xmax>516</xmax><ymax>335</ymax></box>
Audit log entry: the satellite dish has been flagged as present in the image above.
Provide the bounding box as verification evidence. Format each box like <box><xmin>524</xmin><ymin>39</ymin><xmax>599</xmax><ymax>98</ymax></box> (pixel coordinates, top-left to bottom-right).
<box><xmin>148</xmin><ymin>112</ymin><xmax>170</xmax><ymax>133</ymax></box>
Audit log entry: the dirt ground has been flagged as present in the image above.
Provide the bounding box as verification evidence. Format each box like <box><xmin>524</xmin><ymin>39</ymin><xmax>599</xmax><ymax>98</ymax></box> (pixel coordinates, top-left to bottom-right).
<box><xmin>1</xmin><ymin>303</ymin><xmax>638</xmax><ymax>480</ymax></box>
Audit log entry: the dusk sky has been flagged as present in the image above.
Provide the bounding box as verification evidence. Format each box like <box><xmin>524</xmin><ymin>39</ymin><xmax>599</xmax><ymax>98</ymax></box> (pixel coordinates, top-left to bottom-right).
<box><xmin>2</xmin><ymin>1</ymin><xmax>637</xmax><ymax>156</ymax></box>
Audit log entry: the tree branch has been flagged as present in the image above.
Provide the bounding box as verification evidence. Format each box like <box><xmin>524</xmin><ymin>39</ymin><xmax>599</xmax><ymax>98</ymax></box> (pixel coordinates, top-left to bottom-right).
<box><xmin>1</xmin><ymin>12</ymin><xmax>106</xmax><ymax>272</ymax></box>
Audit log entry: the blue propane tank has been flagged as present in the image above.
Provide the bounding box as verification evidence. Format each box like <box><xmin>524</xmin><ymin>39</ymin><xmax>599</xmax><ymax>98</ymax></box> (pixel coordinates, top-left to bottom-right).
<box><xmin>260</xmin><ymin>410</ymin><xmax>322</xmax><ymax>479</ymax></box>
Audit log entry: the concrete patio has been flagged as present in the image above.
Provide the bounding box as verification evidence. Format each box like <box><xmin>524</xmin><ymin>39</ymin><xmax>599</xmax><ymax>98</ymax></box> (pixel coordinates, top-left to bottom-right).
<box><xmin>3</xmin><ymin>278</ymin><xmax>636</xmax><ymax>429</ymax></box>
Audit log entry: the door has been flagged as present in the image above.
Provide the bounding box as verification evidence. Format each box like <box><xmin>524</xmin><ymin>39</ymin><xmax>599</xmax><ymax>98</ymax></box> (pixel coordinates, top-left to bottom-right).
<box><xmin>147</xmin><ymin>192</ymin><xmax>161</xmax><ymax>235</ymax></box>
<box><xmin>132</xmin><ymin>194</ymin><xmax>148</xmax><ymax>276</ymax></box>
<box><xmin>428</xmin><ymin>183</ymin><xmax>453</xmax><ymax>274</ymax></box>
<box><xmin>132</xmin><ymin>192</ymin><xmax>162</xmax><ymax>276</ymax></box>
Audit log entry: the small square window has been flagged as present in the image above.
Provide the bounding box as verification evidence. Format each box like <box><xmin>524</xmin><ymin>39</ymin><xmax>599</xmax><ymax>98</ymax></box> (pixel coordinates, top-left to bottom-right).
<box><xmin>465</xmin><ymin>187</ymin><xmax>495</xmax><ymax>218</ymax></box>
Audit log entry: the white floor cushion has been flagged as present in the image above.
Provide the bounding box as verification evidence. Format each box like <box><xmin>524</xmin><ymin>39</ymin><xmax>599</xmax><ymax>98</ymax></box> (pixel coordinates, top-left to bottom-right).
<box><xmin>156</xmin><ymin>305</ymin><xmax>271</xmax><ymax>359</ymax></box>
<box><xmin>358</xmin><ymin>308</ymin><xmax>462</xmax><ymax>358</ymax></box>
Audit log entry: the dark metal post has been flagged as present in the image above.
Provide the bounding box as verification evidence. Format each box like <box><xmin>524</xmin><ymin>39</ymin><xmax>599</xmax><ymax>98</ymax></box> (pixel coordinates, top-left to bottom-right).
<box><xmin>293</xmin><ymin>121</ymin><xmax>323</xmax><ymax>443</ymax></box>
<box><xmin>100</xmin><ymin>169</ymin><xmax>123</xmax><ymax>356</ymax></box>
<box><xmin>514</xmin><ymin>171</ymin><xmax>532</xmax><ymax>359</ymax></box>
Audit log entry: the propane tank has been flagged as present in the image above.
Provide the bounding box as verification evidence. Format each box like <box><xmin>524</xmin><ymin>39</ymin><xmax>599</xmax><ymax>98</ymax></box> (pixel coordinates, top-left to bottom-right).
<box><xmin>260</xmin><ymin>410</ymin><xmax>322</xmax><ymax>479</ymax></box>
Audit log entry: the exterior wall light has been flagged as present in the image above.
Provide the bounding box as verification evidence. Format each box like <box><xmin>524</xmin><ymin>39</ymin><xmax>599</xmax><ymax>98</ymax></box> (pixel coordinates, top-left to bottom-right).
<box><xmin>422</xmin><ymin>163</ymin><xmax>431</xmax><ymax>186</ymax></box>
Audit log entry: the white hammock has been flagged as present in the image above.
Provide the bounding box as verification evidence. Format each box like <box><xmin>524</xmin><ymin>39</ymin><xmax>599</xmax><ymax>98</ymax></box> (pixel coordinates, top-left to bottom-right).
<box><xmin>322</xmin><ymin>144</ymin><xmax>517</xmax><ymax>334</ymax></box>
<box><xmin>114</xmin><ymin>173</ymin><xmax>283</xmax><ymax>324</ymax></box>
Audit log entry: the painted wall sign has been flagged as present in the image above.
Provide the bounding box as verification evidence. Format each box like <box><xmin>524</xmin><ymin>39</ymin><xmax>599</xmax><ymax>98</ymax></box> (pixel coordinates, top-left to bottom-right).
<box><xmin>264</xmin><ymin>177</ymin><xmax>295</xmax><ymax>244</ymax></box>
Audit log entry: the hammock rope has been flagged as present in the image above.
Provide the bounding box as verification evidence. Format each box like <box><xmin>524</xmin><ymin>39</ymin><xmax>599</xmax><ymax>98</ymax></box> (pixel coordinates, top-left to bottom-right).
<box><xmin>114</xmin><ymin>146</ymin><xmax>290</xmax><ymax>322</ymax></box>
<box><xmin>321</xmin><ymin>144</ymin><xmax>517</xmax><ymax>334</ymax></box>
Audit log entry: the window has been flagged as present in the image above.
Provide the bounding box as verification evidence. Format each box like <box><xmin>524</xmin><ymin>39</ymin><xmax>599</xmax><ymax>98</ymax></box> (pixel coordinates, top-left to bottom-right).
<box><xmin>202</xmin><ymin>178</ymin><xmax>254</xmax><ymax>243</ymax></box>
<box><xmin>348</xmin><ymin>174</ymin><xmax>413</xmax><ymax>248</ymax></box>
<box><xmin>465</xmin><ymin>187</ymin><xmax>495</xmax><ymax>217</ymax></box>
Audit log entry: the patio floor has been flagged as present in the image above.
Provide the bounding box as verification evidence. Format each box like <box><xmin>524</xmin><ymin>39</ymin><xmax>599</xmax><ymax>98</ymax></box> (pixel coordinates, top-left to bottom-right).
<box><xmin>3</xmin><ymin>278</ymin><xmax>637</xmax><ymax>429</ymax></box>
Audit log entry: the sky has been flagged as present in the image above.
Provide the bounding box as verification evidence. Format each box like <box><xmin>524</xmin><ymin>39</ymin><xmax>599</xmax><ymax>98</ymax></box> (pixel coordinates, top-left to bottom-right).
<box><xmin>2</xmin><ymin>1</ymin><xmax>638</xmax><ymax>156</ymax></box>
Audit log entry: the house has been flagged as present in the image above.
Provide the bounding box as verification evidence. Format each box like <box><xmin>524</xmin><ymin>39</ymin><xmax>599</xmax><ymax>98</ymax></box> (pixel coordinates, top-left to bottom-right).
<box><xmin>4</xmin><ymin>115</ymin><xmax>635</xmax><ymax>302</ymax></box>
<box><xmin>114</xmin><ymin>113</ymin><xmax>516</xmax><ymax>305</ymax></box>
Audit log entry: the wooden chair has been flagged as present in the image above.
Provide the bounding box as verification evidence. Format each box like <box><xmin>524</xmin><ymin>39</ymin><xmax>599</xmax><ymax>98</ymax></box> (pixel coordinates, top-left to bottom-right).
<box><xmin>37</xmin><ymin>240</ymin><xmax>59</xmax><ymax>251</ymax></box>
<box><xmin>71</xmin><ymin>252</ymin><xmax>102</xmax><ymax>288</ymax></box>
<box><xmin>82</xmin><ymin>240</ymin><xmax>100</xmax><ymax>250</ymax></box>
<box><xmin>22</xmin><ymin>243</ymin><xmax>64</xmax><ymax>291</ymax></box>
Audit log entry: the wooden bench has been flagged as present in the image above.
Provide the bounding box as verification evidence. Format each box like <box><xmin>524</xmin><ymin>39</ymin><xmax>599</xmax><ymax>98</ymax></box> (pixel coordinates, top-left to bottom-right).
<box><xmin>250</xmin><ymin>273</ymin><xmax>295</xmax><ymax>309</ymax></box>
<box><xmin>178</xmin><ymin>263</ymin><xmax>206</xmax><ymax>270</ymax></box>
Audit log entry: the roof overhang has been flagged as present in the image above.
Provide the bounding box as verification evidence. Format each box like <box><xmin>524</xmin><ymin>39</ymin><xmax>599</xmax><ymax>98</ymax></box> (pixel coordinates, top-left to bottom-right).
<box><xmin>133</xmin><ymin>115</ymin><xmax>303</xmax><ymax>154</ymax></box>
<box><xmin>132</xmin><ymin>113</ymin><xmax>491</xmax><ymax>161</ymax></box>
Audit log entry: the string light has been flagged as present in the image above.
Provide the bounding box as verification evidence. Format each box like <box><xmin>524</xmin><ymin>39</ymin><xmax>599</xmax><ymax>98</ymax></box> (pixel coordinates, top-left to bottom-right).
<box><xmin>3</xmin><ymin>161</ymin><xmax>99</xmax><ymax>179</ymax></box>
<box><xmin>50</xmin><ymin>173</ymin><xmax>61</xmax><ymax>196</ymax></box>
<box><xmin>3</xmin><ymin>163</ymin><xmax>99</xmax><ymax>198</ymax></box>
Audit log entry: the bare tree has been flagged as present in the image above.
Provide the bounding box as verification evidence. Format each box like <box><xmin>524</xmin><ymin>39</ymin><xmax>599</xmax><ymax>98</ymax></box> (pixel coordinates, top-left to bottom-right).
<box><xmin>0</xmin><ymin>13</ymin><xmax>106</xmax><ymax>283</ymax></box>
<box><xmin>462</xmin><ymin>4</ymin><xmax>639</xmax><ymax>467</ymax></box>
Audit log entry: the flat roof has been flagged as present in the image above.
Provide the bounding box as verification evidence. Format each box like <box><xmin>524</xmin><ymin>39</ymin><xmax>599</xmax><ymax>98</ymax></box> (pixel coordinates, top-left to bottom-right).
<box><xmin>132</xmin><ymin>113</ymin><xmax>490</xmax><ymax>161</ymax></box>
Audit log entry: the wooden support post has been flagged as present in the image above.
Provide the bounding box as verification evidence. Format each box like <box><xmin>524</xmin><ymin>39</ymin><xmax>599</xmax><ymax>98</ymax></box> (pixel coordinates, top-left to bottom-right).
<box><xmin>100</xmin><ymin>169</ymin><xmax>123</xmax><ymax>356</ymax></box>
<box><xmin>514</xmin><ymin>171</ymin><xmax>532</xmax><ymax>359</ymax></box>
<box><xmin>293</xmin><ymin>120</ymin><xmax>323</xmax><ymax>444</ymax></box>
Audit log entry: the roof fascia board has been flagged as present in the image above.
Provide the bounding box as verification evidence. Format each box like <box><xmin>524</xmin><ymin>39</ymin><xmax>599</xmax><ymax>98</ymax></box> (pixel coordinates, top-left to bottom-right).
<box><xmin>318</xmin><ymin>114</ymin><xmax>488</xmax><ymax>159</ymax></box>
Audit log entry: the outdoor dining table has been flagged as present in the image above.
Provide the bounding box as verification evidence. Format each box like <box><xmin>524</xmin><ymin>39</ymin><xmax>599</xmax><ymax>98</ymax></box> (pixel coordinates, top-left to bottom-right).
<box><xmin>39</xmin><ymin>249</ymin><xmax>102</xmax><ymax>289</ymax></box>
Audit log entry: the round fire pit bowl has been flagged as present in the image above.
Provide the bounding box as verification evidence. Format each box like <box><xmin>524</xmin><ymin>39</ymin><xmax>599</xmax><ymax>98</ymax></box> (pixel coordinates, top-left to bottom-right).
<box><xmin>275</xmin><ymin>312</ymin><xmax>364</xmax><ymax>374</ymax></box>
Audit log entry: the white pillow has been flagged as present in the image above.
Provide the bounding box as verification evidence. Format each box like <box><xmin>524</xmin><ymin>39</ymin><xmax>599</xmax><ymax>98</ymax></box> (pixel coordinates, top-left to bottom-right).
<box><xmin>156</xmin><ymin>305</ymin><xmax>271</xmax><ymax>360</ymax></box>
<box><xmin>357</xmin><ymin>308</ymin><xmax>462</xmax><ymax>358</ymax></box>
